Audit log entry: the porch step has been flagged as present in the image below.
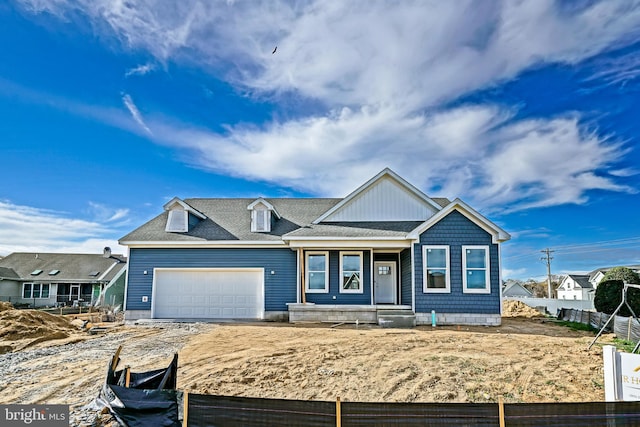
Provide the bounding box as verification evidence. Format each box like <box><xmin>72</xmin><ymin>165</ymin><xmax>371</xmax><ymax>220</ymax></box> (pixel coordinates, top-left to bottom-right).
<box><xmin>376</xmin><ymin>309</ymin><xmax>416</xmax><ymax>328</ymax></box>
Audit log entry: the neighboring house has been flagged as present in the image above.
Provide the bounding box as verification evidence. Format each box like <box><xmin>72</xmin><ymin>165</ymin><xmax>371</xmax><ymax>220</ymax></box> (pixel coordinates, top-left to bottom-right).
<box><xmin>502</xmin><ymin>280</ymin><xmax>533</xmax><ymax>298</ymax></box>
<box><xmin>557</xmin><ymin>275</ymin><xmax>593</xmax><ymax>301</ymax></box>
<box><xmin>120</xmin><ymin>168</ymin><xmax>510</xmax><ymax>326</ymax></box>
<box><xmin>0</xmin><ymin>249</ymin><xmax>127</xmax><ymax>307</ymax></box>
<box><xmin>588</xmin><ymin>265</ymin><xmax>640</xmax><ymax>287</ymax></box>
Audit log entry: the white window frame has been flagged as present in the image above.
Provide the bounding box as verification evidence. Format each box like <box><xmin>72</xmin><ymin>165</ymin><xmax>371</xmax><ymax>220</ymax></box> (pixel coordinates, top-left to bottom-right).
<box><xmin>22</xmin><ymin>283</ymin><xmax>50</xmax><ymax>299</ymax></box>
<box><xmin>422</xmin><ymin>246</ymin><xmax>450</xmax><ymax>293</ymax></box>
<box><xmin>306</xmin><ymin>251</ymin><xmax>329</xmax><ymax>293</ymax></box>
<box><xmin>462</xmin><ymin>245</ymin><xmax>491</xmax><ymax>294</ymax></box>
<box><xmin>251</xmin><ymin>207</ymin><xmax>271</xmax><ymax>232</ymax></box>
<box><xmin>165</xmin><ymin>210</ymin><xmax>188</xmax><ymax>232</ymax></box>
<box><xmin>339</xmin><ymin>251</ymin><xmax>364</xmax><ymax>294</ymax></box>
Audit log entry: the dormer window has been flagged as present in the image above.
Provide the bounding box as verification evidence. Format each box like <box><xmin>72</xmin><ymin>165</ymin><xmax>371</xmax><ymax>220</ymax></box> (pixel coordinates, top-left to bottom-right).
<box><xmin>251</xmin><ymin>205</ymin><xmax>270</xmax><ymax>232</ymax></box>
<box><xmin>163</xmin><ymin>197</ymin><xmax>207</xmax><ymax>233</ymax></box>
<box><xmin>166</xmin><ymin>210</ymin><xmax>188</xmax><ymax>232</ymax></box>
<box><xmin>247</xmin><ymin>198</ymin><xmax>280</xmax><ymax>233</ymax></box>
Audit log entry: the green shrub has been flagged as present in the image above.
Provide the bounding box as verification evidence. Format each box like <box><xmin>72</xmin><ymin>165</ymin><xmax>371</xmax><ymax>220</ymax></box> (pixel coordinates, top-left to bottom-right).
<box><xmin>601</xmin><ymin>267</ymin><xmax>640</xmax><ymax>284</ymax></box>
<box><xmin>594</xmin><ymin>279</ymin><xmax>640</xmax><ymax>317</ymax></box>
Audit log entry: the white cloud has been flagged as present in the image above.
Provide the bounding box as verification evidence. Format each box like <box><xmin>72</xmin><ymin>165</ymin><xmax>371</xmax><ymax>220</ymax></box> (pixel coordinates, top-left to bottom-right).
<box><xmin>0</xmin><ymin>201</ymin><xmax>126</xmax><ymax>256</ymax></box>
<box><xmin>17</xmin><ymin>1</ymin><xmax>640</xmax><ymax>106</ymax></box>
<box><xmin>122</xmin><ymin>93</ymin><xmax>152</xmax><ymax>135</ymax></box>
<box><xmin>145</xmin><ymin>104</ymin><xmax>631</xmax><ymax>212</ymax></box>
<box><xmin>14</xmin><ymin>0</ymin><xmax>640</xmax><ymax>210</ymax></box>
<box><xmin>87</xmin><ymin>202</ymin><xmax>130</xmax><ymax>224</ymax></box>
<box><xmin>125</xmin><ymin>62</ymin><xmax>155</xmax><ymax>77</ymax></box>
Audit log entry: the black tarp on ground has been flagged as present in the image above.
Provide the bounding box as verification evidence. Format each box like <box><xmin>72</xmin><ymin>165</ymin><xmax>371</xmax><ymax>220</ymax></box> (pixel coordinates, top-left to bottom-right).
<box><xmin>96</xmin><ymin>348</ymin><xmax>180</xmax><ymax>427</ymax></box>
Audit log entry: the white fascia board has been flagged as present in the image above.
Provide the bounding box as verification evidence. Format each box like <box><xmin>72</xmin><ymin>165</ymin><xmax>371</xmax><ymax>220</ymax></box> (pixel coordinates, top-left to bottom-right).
<box><xmin>313</xmin><ymin>168</ymin><xmax>441</xmax><ymax>224</ymax></box>
<box><xmin>407</xmin><ymin>198</ymin><xmax>511</xmax><ymax>244</ymax></box>
<box><xmin>121</xmin><ymin>241</ymin><xmax>288</xmax><ymax>248</ymax></box>
<box><xmin>163</xmin><ymin>197</ymin><xmax>207</xmax><ymax>219</ymax></box>
<box><xmin>286</xmin><ymin>239</ymin><xmax>411</xmax><ymax>249</ymax></box>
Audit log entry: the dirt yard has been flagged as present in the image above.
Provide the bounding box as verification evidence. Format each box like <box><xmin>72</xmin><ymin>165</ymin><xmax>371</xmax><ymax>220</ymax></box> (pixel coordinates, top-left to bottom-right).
<box><xmin>0</xmin><ymin>301</ymin><xmax>614</xmax><ymax>426</ymax></box>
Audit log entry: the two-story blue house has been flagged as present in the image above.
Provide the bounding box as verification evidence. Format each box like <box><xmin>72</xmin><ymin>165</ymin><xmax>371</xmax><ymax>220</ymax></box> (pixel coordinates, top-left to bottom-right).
<box><xmin>119</xmin><ymin>168</ymin><xmax>510</xmax><ymax>326</ymax></box>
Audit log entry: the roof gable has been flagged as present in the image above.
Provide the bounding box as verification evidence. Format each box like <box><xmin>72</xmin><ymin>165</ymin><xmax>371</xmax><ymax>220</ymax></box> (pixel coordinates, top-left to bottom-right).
<box><xmin>314</xmin><ymin>168</ymin><xmax>442</xmax><ymax>223</ymax></box>
<box><xmin>407</xmin><ymin>199</ymin><xmax>511</xmax><ymax>243</ymax></box>
<box><xmin>163</xmin><ymin>197</ymin><xmax>207</xmax><ymax>219</ymax></box>
<box><xmin>247</xmin><ymin>198</ymin><xmax>281</xmax><ymax>219</ymax></box>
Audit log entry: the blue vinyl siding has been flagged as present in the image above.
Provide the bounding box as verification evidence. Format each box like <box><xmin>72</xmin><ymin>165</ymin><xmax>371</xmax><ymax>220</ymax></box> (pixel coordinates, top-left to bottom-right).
<box><xmin>305</xmin><ymin>250</ymin><xmax>371</xmax><ymax>305</ymax></box>
<box><xmin>414</xmin><ymin>211</ymin><xmax>500</xmax><ymax>315</ymax></box>
<box><xmin>400</xmin><ymin>248</ymin><xmax>412</xmax><ymax>306</ymax></box>
<box><xmin>126</xmin><ymin>247</ymin><xmax>296</xmax><ymax>311</ymax></box>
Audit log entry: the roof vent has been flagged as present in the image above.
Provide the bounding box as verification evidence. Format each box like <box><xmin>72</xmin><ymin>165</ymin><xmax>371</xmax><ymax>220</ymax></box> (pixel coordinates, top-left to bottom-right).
<box><xmin>89</xmin><ymin>271</ymin><xmax>100</xmax><ymax>277</ymax></box>
<box><xmin>48</xmin><ymin>270</ymin><xmax>60</xmax><ymax>276</ymax></box>
<box><xmin>31</xmin><ymin>269</ymin><xmax>43</xmax><ymax>276</ymax></box>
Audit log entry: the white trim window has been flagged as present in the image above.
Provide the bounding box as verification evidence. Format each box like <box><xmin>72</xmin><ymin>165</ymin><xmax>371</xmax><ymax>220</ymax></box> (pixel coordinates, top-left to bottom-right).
<box><xmin>340</xmin><ymin>252</ymin><xmax>363</xmax><ymax>294</ymax></box>
<box><xmin>462</xmin><ymin>246</ymin><xmax>491</xmax><ymax>294</ymax></box>
<box><xmin>23</xmin><ymin>283</ymin><xmax>50</xmax><ymax>299</ymax></box>
<box><xmin>306</xmin><ymin>251</ymin><xmax>329</xmax><ymax>293</ymax></box>
<box><xmin>423</xmin><ymin>246</ymin><xmax>450</xmax><ymax>293</ymax></box>
<box><xmin>251</xmin><ymin>206</ymin><xmax>271</xmax><ymax>232</ymax></box>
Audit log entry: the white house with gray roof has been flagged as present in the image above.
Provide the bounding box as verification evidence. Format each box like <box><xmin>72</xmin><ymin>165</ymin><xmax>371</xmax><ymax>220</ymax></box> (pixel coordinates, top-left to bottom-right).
<box><xmin>120</xmin><ymin>168</ymin><xmax>510</xmax><ymax>326</ymax></box>
<box><xmin>0</xmin><ymin>249</ymin><xmax>126</xmax><ymax>307</ymax></box>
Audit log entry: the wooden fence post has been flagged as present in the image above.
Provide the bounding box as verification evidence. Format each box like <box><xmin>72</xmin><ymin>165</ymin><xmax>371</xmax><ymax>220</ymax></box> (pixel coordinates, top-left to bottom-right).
<box><xmin>183</xmin><ymin>391</ymin><xmax>189</xmax><ymax>427</ymax></box>
<box><xmin>336</xmin><ymin>397</ymin><xmax>341</xmax><ymax>427</ymax></box>
<box><xmin>498</xmin><ymin>397</ymin><xmax>505</xmax><ymax>427</ymax></box>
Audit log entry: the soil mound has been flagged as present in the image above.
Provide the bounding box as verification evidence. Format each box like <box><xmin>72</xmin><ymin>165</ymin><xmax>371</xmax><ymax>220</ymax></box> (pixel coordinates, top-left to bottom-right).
<box><xmin>0</xmin><ymin>301</ymin><xmax>14</xmax><ymax>312</ymax></box>
<box><xmin>502</xmin><ymin>300</ymin><xmax>542</xmax><ymax>318</ymax></box>
<box><xmin>0</xmin><ymin>306</ymin><xmax>78</xmax><ymax>351</ymax></box>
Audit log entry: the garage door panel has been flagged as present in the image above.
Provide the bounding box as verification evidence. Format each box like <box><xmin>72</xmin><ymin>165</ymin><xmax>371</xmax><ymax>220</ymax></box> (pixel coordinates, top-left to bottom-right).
<box><xmin>154</xmin><ymin>269</ymin><xmax>263</xmax><ymax>319</ymax></box>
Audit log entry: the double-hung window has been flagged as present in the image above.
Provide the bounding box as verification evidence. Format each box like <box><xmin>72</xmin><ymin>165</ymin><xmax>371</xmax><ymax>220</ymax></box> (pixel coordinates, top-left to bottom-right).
<box><xmin>340</xmin><ymin>252</ymin><xmax>363</xmax><ymax>293</ymax></box>
<box><xmin>306</xmin><ymin>252</ymin><xmax>329</xmax><ymax>293</ymax></box>
<box><xmin>423</xmin><ymin>246</ymin><xmax>450</xmax><ymax>293</ymax></box>
<box><xmin>463</xmin><ymin>246</ymin><xmax>490</xmax><ymax>293</ymax></box>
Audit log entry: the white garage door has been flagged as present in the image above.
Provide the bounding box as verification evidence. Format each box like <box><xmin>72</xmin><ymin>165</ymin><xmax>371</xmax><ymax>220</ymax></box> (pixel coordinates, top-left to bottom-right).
<box><xmin>153</xmin><ymin>269</ymin><xmax>264</xmax><ymax>319</ymax></box>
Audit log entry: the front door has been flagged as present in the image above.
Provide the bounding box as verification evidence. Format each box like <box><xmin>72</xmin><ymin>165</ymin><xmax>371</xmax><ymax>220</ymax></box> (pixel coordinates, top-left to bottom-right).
<box><xmin>70</xmin><ymin>285</ymin><xmax>80</xmax><ymax>302</ymax></box>
<box><xmin>374</xmin><ymin>262</ymin><xmax>396</xmax><ymax>304</ymax></box>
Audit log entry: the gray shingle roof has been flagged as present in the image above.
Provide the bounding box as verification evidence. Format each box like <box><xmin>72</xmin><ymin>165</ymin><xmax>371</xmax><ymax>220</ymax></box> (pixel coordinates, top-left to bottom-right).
<box><xmin>121</xmin><ymin>198</ymin><xmax>343</xmax><ymax>242</ymax></box>
<box><xmin>120</xmin><ymin>195</ymin><xmax>453</xmax><ymax>243</ymax></box>
<box><xmin>0</xmin><ymin>266</ymin><xmax>19</xmax><ymax>279</ymax></box>
<box><xmin>0</xmin><ymin>253</ymin><xmax>127</xmax><ymax>283</ymax></box>
<box><xmin>568</xmin><ymin>274</ymin><xmax>592</xmax><ymax>289</ymax></box>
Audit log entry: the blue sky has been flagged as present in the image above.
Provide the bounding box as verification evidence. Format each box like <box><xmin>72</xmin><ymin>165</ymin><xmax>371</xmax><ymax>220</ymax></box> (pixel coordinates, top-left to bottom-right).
<box><xmin>1</xmin><ymin>0</ymin><xmax>640</xmax><ymax>280</ymax></box>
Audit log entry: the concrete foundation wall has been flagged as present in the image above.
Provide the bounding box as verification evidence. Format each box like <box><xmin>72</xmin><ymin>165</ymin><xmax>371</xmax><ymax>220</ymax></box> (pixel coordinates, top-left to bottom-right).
<box><xmin>288</xmin><ymin>304</ymin><xmax>378</xmax><ymax>323</ymax></box>
<box><xmin>416</xmin><ymin>312</ymin><xmax>501</xmax><ymax>326</ymax></box>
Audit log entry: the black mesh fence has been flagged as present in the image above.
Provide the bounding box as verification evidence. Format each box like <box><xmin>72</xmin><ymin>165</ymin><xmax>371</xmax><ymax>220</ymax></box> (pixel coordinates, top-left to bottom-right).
<box><xmin>185</xmin><ymin>394</ymin><xmax>640</xmax><ymax>427</ymax></box>
<box><xmin>558</xmin><ymin>308</ymin><xmax>640</xmax><ymax>342</ymax></box>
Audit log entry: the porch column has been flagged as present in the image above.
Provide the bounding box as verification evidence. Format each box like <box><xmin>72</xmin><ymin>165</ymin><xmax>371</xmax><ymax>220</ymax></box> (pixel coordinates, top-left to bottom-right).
<box><xmin>299</xmin><ymin>248</ymin><xmax>306</xmax><ymax>304</ymax></box>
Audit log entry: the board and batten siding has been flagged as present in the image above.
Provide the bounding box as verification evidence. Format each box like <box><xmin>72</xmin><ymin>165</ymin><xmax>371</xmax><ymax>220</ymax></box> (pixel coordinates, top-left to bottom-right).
<box><xmin>413</xmin><ymin>211</ymin><xmax>500</xmax><ymax>315</ymax></box>
<box><xmin>126</xmin><ymin>248</ymin><xmax>297</xmax><ymax>311</ymax></box>
<box><xmin>305</xmin><ymin>250</ymin><xmax>371</xmax><ymax>305</ymax></box>
<box><xmin>323</xmin><ymin>176</ymin><xmax>437</xmax><ymax>221</ymax></box>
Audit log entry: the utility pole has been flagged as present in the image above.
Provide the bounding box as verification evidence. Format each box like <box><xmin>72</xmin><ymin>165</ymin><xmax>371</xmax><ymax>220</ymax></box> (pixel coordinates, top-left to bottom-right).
<box><xmin>541</xmin><ymin>248</ymin><xmax>554</xmax><ymax>298</ymax></box>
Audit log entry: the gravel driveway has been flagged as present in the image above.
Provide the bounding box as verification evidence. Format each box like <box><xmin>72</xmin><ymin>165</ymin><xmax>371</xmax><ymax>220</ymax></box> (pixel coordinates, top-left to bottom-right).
<box><xmin>0</xmin><ymin>322</ymin><xmax>215</xmax><ymax>426</ymax></box>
